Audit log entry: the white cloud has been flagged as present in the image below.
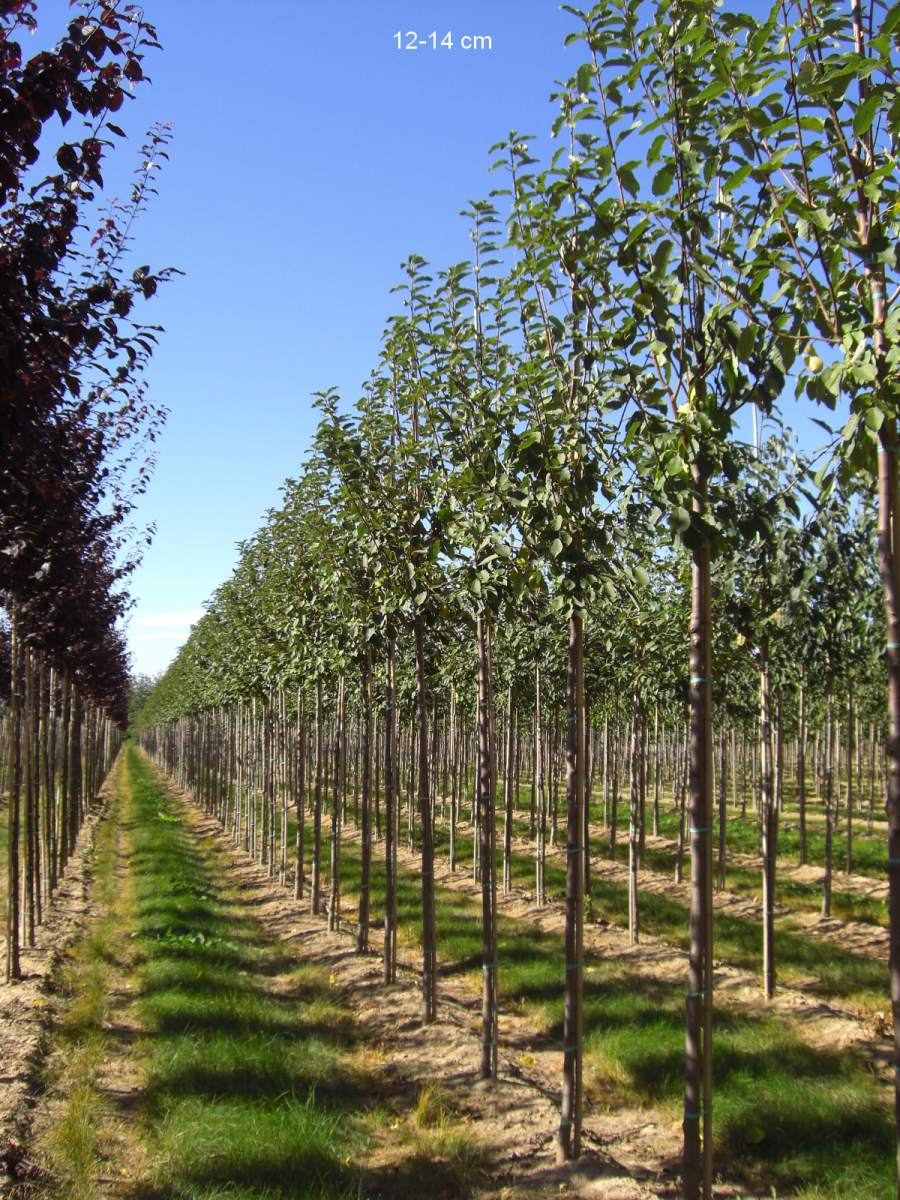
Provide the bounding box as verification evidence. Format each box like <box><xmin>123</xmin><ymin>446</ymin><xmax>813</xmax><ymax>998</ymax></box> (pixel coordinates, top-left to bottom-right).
<box><xmin>131</xmin><ymin>630</ymin><xmax>191</xmax><ymax>642</ymax></box>
<box><xmin>133</xmin><ymin>608</ymin><xmax>205</xmax><ymax>630</ymax></box>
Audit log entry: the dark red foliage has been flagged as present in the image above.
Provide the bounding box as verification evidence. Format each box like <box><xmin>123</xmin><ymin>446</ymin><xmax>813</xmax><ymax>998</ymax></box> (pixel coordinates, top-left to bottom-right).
<box><xmin>0</xmin><ymin>2</ymin><xmax>173</xmax><ymax>723</ymax></box>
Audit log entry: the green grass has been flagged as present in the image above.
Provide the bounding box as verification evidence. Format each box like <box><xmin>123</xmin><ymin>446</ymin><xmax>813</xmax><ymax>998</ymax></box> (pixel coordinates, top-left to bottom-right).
<box><xmin>38</xmin><ymin>758</ymin><xmax>125</xmax><ymax>1199</ymax></box>
<box><xmin>496</xmin><ymin>797</ymin><xmax>892</xmax><ymax>930</ymax></box>
<box><xmin>587</xmin><ymin>784</ymin><xmax>888</xmax><ymax>882</ymax></box>
<box><xmin>299</xmin><ymin>803</ymin><xmax>894</xmax><ymax>1199</ymax></box>
<box><xmin>429</xmin><ymin>818</ymin><xmax>890</xmax><ymax>1010</ymax></box>
<box><xmin>126</xmin><ymin>746</ymin><xmax>367</xmax><ymax>1200</ymax></box>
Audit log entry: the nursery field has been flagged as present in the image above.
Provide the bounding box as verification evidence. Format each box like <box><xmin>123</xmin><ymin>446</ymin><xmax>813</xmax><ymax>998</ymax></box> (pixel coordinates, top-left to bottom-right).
<box><xmin>3</xmin><ymin>734</ymin><xmax>894</xmax><ymax>1199</ymax></box>
<box><xmin>6</xmin><ymin>1</ymin><xmax>900</xmax><ymax>1200</ymax></box>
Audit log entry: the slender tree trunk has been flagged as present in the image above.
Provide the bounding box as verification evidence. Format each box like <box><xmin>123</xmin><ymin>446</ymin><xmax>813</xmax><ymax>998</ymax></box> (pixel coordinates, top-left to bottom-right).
<box><xmin>760</xmin><ymin>655</ymin><xmax>776</xmax><ymax>1000</ymax></box>
<box><xmin>823</xmin><ymin>697</ymin><xmax>835</xmax><ymax>919</ymax></box>
<box><xmin>653</xmin><ymin>705</ymin><xmax>661</xmax><ymax>837</ymax></box>
<box><xmin>535</xmin><ymin>668</ymin><xmax>546</xmax><ymax>906</ymax></box>
<box><xmin>311</xmin><ymin>681</ymin><xmax>323</xmax><ymax>916</ymax></box>
<box><xmin>716</xmin><ymin>721</ymin><xmax>727</xmax><ymax>892</ymax></box>
<box><xmin>868</xmin><ymin>720</ymin><xmax>877</xmax><ymax>836</ymax></box>
<box><xmin>609</xmin><ymin>713</ymin><xmax>619</xmax><ymax>860</ymax></box>
<box><xmin>503</xmin><ymin>685</ymin><xmax>515</xmax><ymax>895</ymax></box>
<box><xmin>798</xmin><ymin>685</ymin><xmax>807</xmax><ymax>866</ymax></box>
<box><xmin>846</xmin><ymin>689</ymin><xmax>854</xmax><ymax>874</ymax></box>
<box><xmin>558</xmin><ymin>611</ymin><xmax>585</xmax><ymax>1162</ymax></box>
<box><xmin>357</xmin><ymin>650</ymin><xmax>373</xmax><ymax>952</ymax></box>
<box><xmin>449</xmin><ymin>687</ymin><xmax>458</xmax><ymax>873</ymax></box>
<box><xmin>329</xmin><ymin>677</ymin><xmax>345</xmax><ymax>931</ymax></box>
<box><xmin>683</xmin><ymin>528</ymin><xmax>714</xmax><ymax>1200</ymax></box>
<box><xmin>628</xmin><ymin>689</ymin><xmax>641</xmax><ymax>945</ymax></box>
<box><xmin>416</xmin><ymin>620</ymin><xmax>437</xmax><ymax>1023</ymax></box>
<box><xmin>6</xmin><ymin>615</ymin><xmax>23</xmax><ymax>982</ymax></box>
<box><xmin>23</xmin><ymin>650</ymin><xmax>36</xmax><ymax>946</ymax></box>
<box><xmin>294</xmin><ymin>694</ymin><xmax>306</xmax><ymax>899</ymax></box>
<box><xmin>477</xmin><ymin>615</ymin><xmax>498</xmax><ymax>1078</ymax></box>
<box><xmin>384</xmin><ymin>636</ymin><xmax>398</xmax><ymax>983</ymax></box>
<box><xmin>675</xmin><ymin>720</ymin><xmax>688</xmax><ymax>886</ymax></box>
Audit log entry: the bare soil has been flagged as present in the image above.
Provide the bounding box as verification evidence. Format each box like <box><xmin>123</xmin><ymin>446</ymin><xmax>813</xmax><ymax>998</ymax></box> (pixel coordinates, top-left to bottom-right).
<box><xmin>0</xmin><ymin>780</ymin><xmax>114</xmax><ymax>1193</ymax></box>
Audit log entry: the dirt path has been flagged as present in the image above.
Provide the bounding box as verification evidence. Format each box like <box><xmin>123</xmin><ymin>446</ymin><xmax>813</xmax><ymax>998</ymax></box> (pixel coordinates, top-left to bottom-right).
<box><xmin>0</xmin><ymin>776</ymin><xmax>115</xmax><ymax>1191</ymax></box>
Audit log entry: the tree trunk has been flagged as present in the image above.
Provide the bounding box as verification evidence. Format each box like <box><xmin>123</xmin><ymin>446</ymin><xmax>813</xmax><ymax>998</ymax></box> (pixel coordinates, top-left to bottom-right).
<box><xmin>846</xmin><ymin>689</ymin><xmax>854</xmax><ymax>875</ymax></box>
<box><xmin>5</xmin><ymin>615</ymin><xmax>22</xmax><ymax>982</ymax></box>
<box><xmin>683</xmin><ymin>529</ymin><xmax>714</xmax><ymax>1200</ymax></box>
<box><xmin>798</xmin><ymin>685</ymin><xmax>807</xmax><ymax>866</ymax></box>
<box><xmin>628</xmin><ymin>689</ymin><xmax>641</xmax><ymax>945</ymax></box>
<box><xmin>760</xmin><ymin>656</ymin><xmax>776</xmax><ymax>1000</ymax></box>
<box><xmin>535</xmin><ymin>669</ymin><xmax>546</xmax><ymax>907</ymax></box>
<box><xmin>357</xmin><ymin>650</ymin><xmax>373</xmax><ymax>952</ymax></box>
<box><xmin>477</xmin><ymin>615</ymin><xmax>498</xmax><ymax>1078</ymax></box>
<box><xmin>311</xmin><ymin>681</ymin><xmax>323</xmax><ymax>916</ymax></box>
<box><xmin>384</xmin><ymin>636</ymin><xmax>398</xmax><ymax>983</ymax></box>
<box><xmin>503</xmin><ymin>686</ymin><xmax>515</xmax><ymax>895</ymax></box>
<box><xmin>823</xmin><ymin>698</ymin><xmax>835</xmax><ymax>919</ymax></box>
<box><xmin>416</xmin><ymin>620</ymin><xmax>437</xmax><ymax>1023</ymax></box>
<box><xmin>558</xmin><ymin>611</ymin><xmax>585</xmax><ymax>1162</ymax></box>
<box><xmin>294</xmin><ymin>693</ymin><xmax>306</xmax><ymax>900</ymax></box>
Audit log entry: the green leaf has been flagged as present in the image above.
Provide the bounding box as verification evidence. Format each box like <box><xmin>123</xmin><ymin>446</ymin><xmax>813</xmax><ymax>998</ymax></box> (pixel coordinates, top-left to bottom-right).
<box><xmin>550</xmin><ymin>537</ymin><xmax>563</xmax><ymax>558</ymax></box>
<box><xmin>634</xmin><ymin>565</ymin><xmax>650</xmax><ymax>586</ymax></box>
<box><xmin>737</xmin><ymin>323</ymin><xmax>756</xmax><ymax>362</ymax></box>
<box><xmin>619</xmin><ymin>166</ymin><xmax>639</xmax><ymax>197</ymax></box>
<box><xmin>647</xmin><ymin>133</ymin><xmax>667</xmax><ymax>165</ymax></box>
<box><xmin>652</xmin><ymin>164</ymin><xmax>675</xmax><ymax>196</ymax></box>
<box><xmin>854</xmin><ymin>93</ymin><xmax>880</xmax><ymax>138</ymax></box>
<box><xmin>883</xmin><ymin>0</ymin><xmax>900</xmax><ymax>35</ymax></box>
<box><xmin>695</xmin><ymin>79</ymin><xmax>727</xmax><ymax>104</ymax></box>
<box><xmin>723</xmin><ymin>162</ymin><xmax>753</xmax><ymax>194</ymax></box>
<box><xmin>671</xmin><ymin>506</ymin><xmax>691</xmax><ymax>534</ymax></box>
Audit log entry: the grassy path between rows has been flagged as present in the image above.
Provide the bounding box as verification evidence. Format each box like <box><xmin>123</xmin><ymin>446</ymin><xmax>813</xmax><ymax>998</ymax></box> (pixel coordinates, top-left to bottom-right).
<box><xmin>487</xmin><ymin>821</ymin><xmax>889</xmax><ymax>1006</ymax></box>
<box><xmin>327</xmin><ymin>823</ymin><xmax>893</xmax><ymax>1199</ymax></box>
<box><xmin>25</xmin><ymin>746</ymin><xmax>895</xmax><ymax>1200</ymax></box>
<box><xmin>408</xmin><ymin>804</ymin><xmax>888</xmax><ymax>1009</ymax></box>
<box><xmin>31</xmin><ymin>746</ymin><xmax>376</xmax><ymax>1199</ymax></box>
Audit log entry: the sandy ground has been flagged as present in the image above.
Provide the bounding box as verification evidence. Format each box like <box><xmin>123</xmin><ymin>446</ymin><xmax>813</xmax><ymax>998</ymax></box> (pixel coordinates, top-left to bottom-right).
<box><xmin>0</xmin><ymin>779</ymin><xmax>114</xmax><ymax>1192</ymax></box>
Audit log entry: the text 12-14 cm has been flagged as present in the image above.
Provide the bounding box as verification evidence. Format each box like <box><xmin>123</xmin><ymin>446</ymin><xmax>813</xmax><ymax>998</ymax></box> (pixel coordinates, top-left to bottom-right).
<box><xmin>394</xmin><ymin>31</ymin><xmax>493</xmax><ymax>51</ymax></box>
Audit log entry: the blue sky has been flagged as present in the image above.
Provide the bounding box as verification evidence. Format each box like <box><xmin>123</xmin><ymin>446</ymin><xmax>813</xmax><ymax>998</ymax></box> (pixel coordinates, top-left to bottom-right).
<box><xmin>28</xmin><ymin>0</ymin><xmax>829</xmax><ymax>676</ymax></box>
<box><xmin>32</xmin><ymin>0</ymin><xmax>587</xmax><ymax>675</ymax></box>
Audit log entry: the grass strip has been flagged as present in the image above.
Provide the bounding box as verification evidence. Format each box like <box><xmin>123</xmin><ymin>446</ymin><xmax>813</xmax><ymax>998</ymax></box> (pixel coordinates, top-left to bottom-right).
<box><xmin>35</xmin><ymin>761</ymin><xmax>125</xmax><ymax>1198</ymax></box>
<box><xmin>325</xmin><ymin>821</ymin><xmax>893</xmax><ymax>1199</ymax></box>
<box><xmin>127</xmin><ymin>745</ymin><xmax>369</xmax><ymax>1200</ymax></box>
